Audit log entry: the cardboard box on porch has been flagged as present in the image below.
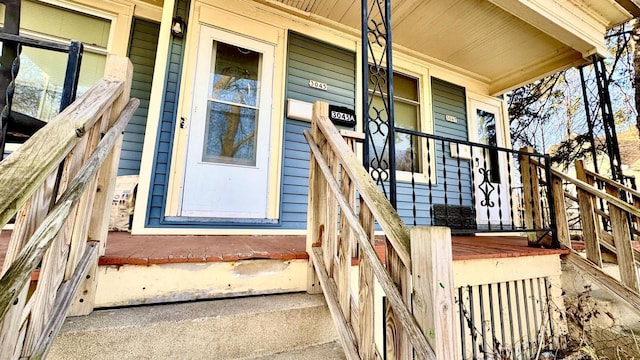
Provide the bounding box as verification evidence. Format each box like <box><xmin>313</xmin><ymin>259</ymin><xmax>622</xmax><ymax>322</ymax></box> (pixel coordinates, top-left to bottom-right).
<box><xmin>109</xmin><ymin>175</ymin><xmax>138</xmax><ymax>232</ymax></box>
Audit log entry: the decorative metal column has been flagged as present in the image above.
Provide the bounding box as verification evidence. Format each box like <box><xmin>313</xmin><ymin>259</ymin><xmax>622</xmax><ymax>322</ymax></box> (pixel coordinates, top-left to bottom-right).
<box><xmin>592</xmin><ymin>55</ymin><xmax>623</xmax><ymax>182</ymax></box>
<box><xmin>361</xmin><ymin>0</ymin><xmax>397</xmax><ymax>208</ymax></box>
<box><xmin>578</xmin><ymin>66</ymin><xmax>600</xmax><ymax>175</ymax></box>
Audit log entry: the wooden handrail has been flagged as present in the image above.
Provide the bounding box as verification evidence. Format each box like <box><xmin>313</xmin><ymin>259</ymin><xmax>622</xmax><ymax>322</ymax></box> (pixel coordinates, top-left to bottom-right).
<box><xmin>0</xmin><ymin>99</ymin><xmax>138</xmax><ymax>321</ymax></box>
<box><xmin>549</xmin><ymin>167</ymin><xmax>640</xmax><ymax>218</ymax></box>
<box><xmin>0</xmin><ymin>79</ymin><xmax>125</xmax><ymax>228</ymax></box>
<box><xmin>311</xmin><ymin>105</ymin><xmax>412</xmax><ymax>269</ymax></box>
<box><xmin>584</xmin><ymin>167</ymin><xmax>640</xmax><ymax>201</ymax></box>
<box><xmin>305</xmin><ymin>101</ymin><xmax>455</xmax><ymax>359</ymax></box>
<box><xmin>304</xmin><ymin>130</ymin><xmax>436</xmax><ymax>359</ymax></box>
<box><xmin>0</xmin><ymin>55</ymin><xmax>135</xmax><ymax>359</ymax></box>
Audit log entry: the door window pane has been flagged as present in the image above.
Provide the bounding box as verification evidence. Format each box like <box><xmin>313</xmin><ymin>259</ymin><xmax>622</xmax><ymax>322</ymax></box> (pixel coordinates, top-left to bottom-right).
<box><xmin>203</xmin><ymin>41</ymin><xmax>261</xmax><ymax>166</ymax></box>
<box><xmin>476</xmin><ymin>109</ymin><xmax>500</xmax><ymax>182</ymax></box>
<box><xmin>209</xmin><ymin>42</ymin><xmax>260</xmax><ymax>106</ymax></box>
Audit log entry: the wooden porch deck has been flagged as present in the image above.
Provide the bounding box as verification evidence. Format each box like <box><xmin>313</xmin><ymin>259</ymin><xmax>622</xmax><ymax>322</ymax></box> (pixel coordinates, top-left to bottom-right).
<box><xmin>0</xmin><ymin>231</ymin><xmax>568</xmax><ymax>269</ymax></box>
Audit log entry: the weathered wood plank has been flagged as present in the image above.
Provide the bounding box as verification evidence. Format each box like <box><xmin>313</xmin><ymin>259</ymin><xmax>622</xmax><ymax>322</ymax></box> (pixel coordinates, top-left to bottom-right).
<box><xmin>358</xmin><ymin>201</ymin><xmax>375</xmax><ymax>360</ymax></box>
<box><xmin>551</xmin><ymin>175</ymin><xmax>571</xmax><ymax>248</ymax></box>
<box><xmin>565</xmin><ymin>251</ymin><xmax>640</xmax><ymax>310</ymax></box>
<box><xmin>584</xmin><ymin>167</ymin><xmax>640</xmax><ymax>202</ymax></box>
<box><xmin>337</xmin><ymin>166</ymin><xmax>353</xmax><ymax>321</ymax></box>
<box><xmin>323</xmin><ymin>140</ymin><xmax>338</xmax><ymax>278</ymax></box>
<box><xmin>306</xmin><ymin>102</ymin><xmax>329</xmax><ymax>294</ymax></box>
<box><xmin>410</xmin><ymin>226</ymin><xmax>456</xmax><ymax>359</ymax></box>
<box><xmin>304</xmin><ymin>129</ymin><xmax>436</xmax><ymax>359</ymax></box>
<box><xmin>64</xmin><ymin>113</ymin><xmax>107</xmax><ymax>281</ymax></box>
<box><xmin>310</xmin><ymin>248</ymin><xmax>360</xmax><ymax>360</ymax></box>
<box><xmin>0</xmin><ymin>79</ymin><xmax>125</xmax><ymax>229</ymax></box>
<box><xmin>312</xmin><ymin>102</ymin><xmax>411</xmax><ymax>270</ymax></box>
<box><xmin>0</xmin><ymin>99</ymin><xmax>139</xmax><ymax>322</ymax></box>
<box><xmin>605</xmin><ymin>184</ymin><xmax>639</xmax><ymax>292</ymax></box>
<box><xmin>575</xmin><ymin>160</ymin><xmax>603</xmax><ymax>267</ymax></box>
<box><xmin>87</xmin><ymin>55</ymin><xmax>134</xmax><ymax>256</ymax></box>
<box><xmin>70</xmin><ymin>56</ymin><xmax>134</xmax><ymax>316</ymax></box>
<box><xmin>519</xmin><ymin>146</ymin><xmax>542</xmax><ymax>245</ymax></box>
<box><xmin>550</xmin><ymin>162</ymin><xmax>640</xmax><ymax>218</ymax></box>
<box><xmin>19</xmin><ymin>228</ymin><xmax>70</xmax><ymax>357</ymax></box>
<box><xmin>385</xmin><ymin>243</ymin><xmax>411</xmax><ymax>360</ymax></box>
<box><xmin>0</xmin><ymin>169</ymin><xmax>57</xmax><ymax>359</ymax></box>
<box><xmin>599</xmin><ymin>231</ymin><xmax>640</xmax><ymax>266</ymax></box>
<box><xmin>29</xmin><ymin>242</ymin><xmax>99</xmax><ymax>360</ymax></box>
<box><xmin>341</xmin><ymin>132</ymin><xmax>361</xmax><ymax>259</ymax></box>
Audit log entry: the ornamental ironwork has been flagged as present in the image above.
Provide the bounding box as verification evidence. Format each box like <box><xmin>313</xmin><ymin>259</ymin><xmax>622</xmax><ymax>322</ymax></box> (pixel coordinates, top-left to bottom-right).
<box><xmin>361</xmin><ymin>0</ymin><xmax>397</xmax><ymax>208</ymax></box>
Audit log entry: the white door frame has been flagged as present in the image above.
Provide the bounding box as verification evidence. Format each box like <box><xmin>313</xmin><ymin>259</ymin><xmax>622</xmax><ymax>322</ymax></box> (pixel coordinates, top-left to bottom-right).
<box><xmin>179</xmin><ymin>25</ymin><xmax>275</xmax><ymax>219</ymax></box>
<box><xmin>467</xmin><ymin>96</ymin><xmax>512</xmax><ymax>228</ymax></box>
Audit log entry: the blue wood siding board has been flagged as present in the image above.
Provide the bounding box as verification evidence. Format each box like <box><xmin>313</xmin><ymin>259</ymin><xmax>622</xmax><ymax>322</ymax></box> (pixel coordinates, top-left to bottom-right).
<box><xmin>118</xmin><ymin>18</ymin><xmax>160</xmax><ymax>175</ymax></box>
<box><xmin>287</xmin><ymin>67</ymin><xmax>355</xmax><ymax>89</ymax></box>
<box><xmin>278</xmin><ymin>32</ymin><xmax>355</xmax><ymax>228</ymax></box>
<box><xmin>395</xmin><ymin>77</ymin><xmax>471</xmax><ymax>225</ymax></box>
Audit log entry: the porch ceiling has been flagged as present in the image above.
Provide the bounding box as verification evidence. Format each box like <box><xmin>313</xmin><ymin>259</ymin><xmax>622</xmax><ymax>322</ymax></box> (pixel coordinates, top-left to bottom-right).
<box><xmin>267</xmin><ymin>0</ymin><xmax>638</xmax><ymax>94</ymax></box>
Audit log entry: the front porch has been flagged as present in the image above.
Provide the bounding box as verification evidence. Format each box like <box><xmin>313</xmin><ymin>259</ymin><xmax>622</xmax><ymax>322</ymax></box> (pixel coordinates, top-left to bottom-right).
<box><xmin>0</xmin><ymin>232</ymin><xmax>567</xmax><ymax>307</ymax></box>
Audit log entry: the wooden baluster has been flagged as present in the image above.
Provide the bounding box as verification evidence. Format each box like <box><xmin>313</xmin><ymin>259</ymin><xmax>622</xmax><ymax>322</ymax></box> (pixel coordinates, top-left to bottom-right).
<box><xmin>69</xmin><ymin>55</ymin><xmax>133</xmax><ymax>316</ymax></box>
<box><xmin>633</xmin><ymin>194</ymin><xmax>640</xmax><ymax>231</ymax></box>
<box><xmin>0</xmin><ymin>173</ymin><xmax>57</xmax><ymax>359</ymax></box>
<box><xmin>306</xmin><ymin>102</ymin><xmax>329</xmax><ymax>294</ymax></box>
<box><xmin>519</xmin><ymin>147</ymin><xmax>542</xmax><ymax>246</ymax></box>
<box><xmin>385</xmin><ymin>242</ymin><xmax>412</xmax><ymax>359</ymax></box>
<box><xmin>339</xmin><ymin>129</ymin><xmax>364</xmax><ymax>259</ymax></box>
<box><xmin>324</xmin><ymin>141</ymin><xmax>339</xmax><ymax>278</ymax></box>
<box><xmin>605</xmin><ymin>184</ymin><xmax>639</xmax><ymax>292</ymax></box>
<box><xmin>575</xmin><ymin>160</ymin><xmax>603</xmax><ymax>267</ymax></box>
<box><xmin>551</xmin><ymin>174</ymin><xmax>571</xmax><ymax>248</ymax></box>
<box><xmin>358</xmin><ymin>200</ymin><xmax>376</xmax><ymax>360</ymax></box>
<box><xmin>411</xmin><ymin>226</ymin><xmax>456</xmax><ymax>359</ymax></box>
<box><xmin>337</xmin><ymin>165</ymin><xmax>353</xmax><ymax>322</ymax></box>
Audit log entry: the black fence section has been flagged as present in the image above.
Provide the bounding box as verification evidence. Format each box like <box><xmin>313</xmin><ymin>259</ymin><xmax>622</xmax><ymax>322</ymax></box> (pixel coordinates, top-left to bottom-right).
<box><xmin>393</xmin><ymin>127</ymin><xmax>556</xmax><ymax>242</ymax></box>
<box><xmin>0</xmin><ymin>32</ymin><xmax>83</xmax><ymax>159</ymax></box>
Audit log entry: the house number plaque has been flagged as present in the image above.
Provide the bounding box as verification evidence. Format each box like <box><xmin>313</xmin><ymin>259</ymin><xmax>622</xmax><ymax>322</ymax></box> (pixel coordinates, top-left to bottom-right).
<box><xmin>308</xmin><ymin>79</ymin><xmax>328</xmax><ymax>91</ymax></box>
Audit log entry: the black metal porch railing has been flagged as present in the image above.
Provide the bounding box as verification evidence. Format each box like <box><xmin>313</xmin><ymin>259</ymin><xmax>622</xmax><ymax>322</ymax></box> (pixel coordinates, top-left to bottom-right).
<box><xmin>0</xmin><ymin>32</ymin><xmax>83</xmax><ymax>159</ymax></box>
<box><xmin>393</xmin><ymin>127</ymin><xmax>556</xmax><ymax>243</ymax></box>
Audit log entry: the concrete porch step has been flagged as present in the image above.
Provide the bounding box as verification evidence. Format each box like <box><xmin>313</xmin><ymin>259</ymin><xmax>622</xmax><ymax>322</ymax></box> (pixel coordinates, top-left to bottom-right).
<box><xmin>48</xmin><ymin>293</ymin><xmax>342</xmax><ymax>360</ymax></box>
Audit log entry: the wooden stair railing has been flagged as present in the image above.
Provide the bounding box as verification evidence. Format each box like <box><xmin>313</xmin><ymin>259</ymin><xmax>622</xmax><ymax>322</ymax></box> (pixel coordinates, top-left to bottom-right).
<box><xmin>304</xmin><ymin>101</ymin><xmax>456</xmax><ymax>359</ymax></box>
<box><xmin>529</xmin><ymin>158</ymin><xmax>640</xmax><ymax>311</ymax></box>
<box><xmin>0</xmin><ymin>55</ymin><xmax>137</xmax><ymax>360</ymax></box>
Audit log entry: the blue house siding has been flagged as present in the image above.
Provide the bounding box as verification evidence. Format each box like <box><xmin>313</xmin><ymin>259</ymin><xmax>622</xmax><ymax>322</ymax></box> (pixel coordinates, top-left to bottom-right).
<box><xmin>396</xmin><ymin>77</ymin><xmax>472</xmax><ymax>226</ymax></box>
<box><xmin>145</xmin><ymin>0</ymin><xmax>189</xmax><ymax>227</ymax></box>
<box><xmin>279</xmin><ymin>32</ymin><xmax>356</xmax><ymax>229</ymax></box>
<box><xmin>145</xmin><ymin>27</ymin><xmax>356</xmax><ymax>228</ymax></box>
<box><xmin>119</xmin><ymin>18</ymin><xmax>160</xmax><ymax>175</ymax></box>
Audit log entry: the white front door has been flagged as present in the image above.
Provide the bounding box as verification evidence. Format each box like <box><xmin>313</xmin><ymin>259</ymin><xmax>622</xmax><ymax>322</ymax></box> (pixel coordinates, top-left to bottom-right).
<box><xmin>180</xmin><ymin>26</ymin><xmax>274</xmax><ymax>219</ymax></box>
<box><xmin>469</xmin><ymin>99</ymin><xmax>511</xmax><ymax>228</ymax></box>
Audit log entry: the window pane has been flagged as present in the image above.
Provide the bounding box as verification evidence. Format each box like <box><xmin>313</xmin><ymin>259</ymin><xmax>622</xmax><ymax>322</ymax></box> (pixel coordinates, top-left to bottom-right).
<box><xmin>394</xmin><ymin>72</ymin><xmax>418</xmax><ymax>101</ymax></box>
<box><xmin>203</xmin><ymin>101</ymin><xmax>257</xmax><ymax>166</ymax></box>
<box><xmin>476</xmin><ymin>109</ymin><xmax>500</xmax><ymax>182</ymax></box>
<box><xmin>19</xmin><ymin>0</ymin><xmax>111</xmax><ymax>47</ymax></box>
<box><xmin>368</xmin><ymin>71</ymin><xmax>421</xmax><ymax>174</ymax></box>
<box><xmin>210</xmin><ymin>42</ymin><xmax>260</xmax><ymax>107</ymax></box>
<box><xmin>202</xmin><ymin>41</ymin><xmax>263</xmax><ymax>166</ymax></box>
<box><xmin>477</xmin><ymin>110</ymin><xmax>497</xmax><ymax>147</ymax></box>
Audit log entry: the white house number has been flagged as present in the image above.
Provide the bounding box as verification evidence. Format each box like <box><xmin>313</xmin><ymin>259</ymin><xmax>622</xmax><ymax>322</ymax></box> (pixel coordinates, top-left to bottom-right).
<box><xmin>308</xmin><ymin>80</ymin><xmax>328</xmax><ymax>91</ymax></box>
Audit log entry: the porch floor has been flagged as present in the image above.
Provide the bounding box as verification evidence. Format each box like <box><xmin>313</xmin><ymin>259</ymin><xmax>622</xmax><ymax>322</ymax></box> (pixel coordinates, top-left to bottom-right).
<box><xmin>0</xmin><ymin>231</ymin><xmax>568</xmax><ymax>269</ymax></box>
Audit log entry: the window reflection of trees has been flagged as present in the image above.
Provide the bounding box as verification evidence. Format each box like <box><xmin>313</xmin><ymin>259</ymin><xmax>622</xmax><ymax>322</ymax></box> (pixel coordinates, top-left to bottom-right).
<box><xmin>476</xmin><ymin>110</ymin><xmax>500</xmax><ymax>183</ymax></box>
<box><xmin>204</xmin><ymin>43</ymin><xmax>260</xmax><ymax>166</ymax></box>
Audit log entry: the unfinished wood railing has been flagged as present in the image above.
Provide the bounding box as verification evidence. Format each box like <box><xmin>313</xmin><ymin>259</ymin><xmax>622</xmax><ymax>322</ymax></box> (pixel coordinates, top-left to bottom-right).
<box><xmin>305</xmin><ymin>101</ymin><xmax>455</xmax><ymax>359</ymax></box>
<box><xmin>0</xmin><ymin>55</ymin><xmax>137</xmax><ymax>360</ymax></box>
<box><xmin>529</xmin><ymin>158</ymin><xmax>640</xmax><ymax>310</ymax></box>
